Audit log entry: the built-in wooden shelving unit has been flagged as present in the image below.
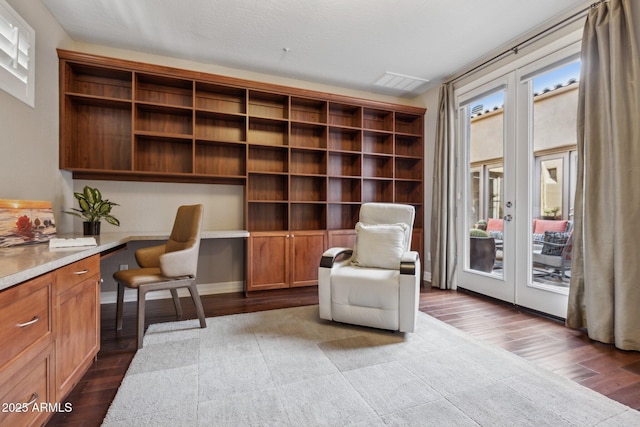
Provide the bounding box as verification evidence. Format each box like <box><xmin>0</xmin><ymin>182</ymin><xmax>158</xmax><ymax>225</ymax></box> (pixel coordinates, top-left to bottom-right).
<box><xmin>58</xmin><ymin>49</ymin><xmax>426</xmax><ymax>291</ymax></box>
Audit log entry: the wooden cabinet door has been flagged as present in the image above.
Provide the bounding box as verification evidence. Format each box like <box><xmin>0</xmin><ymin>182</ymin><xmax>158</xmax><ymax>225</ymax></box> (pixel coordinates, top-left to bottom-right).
<box><xmin>0</xmin><ymin>273</ymin><xmax>55</xmax><ymax>427</ymax></box>
<box><xmin>0</xmin><ymin>343</ymin><xmax>55</xmax><ymax>427</ymax></box>
<box><xmin>55</xmin><ymin>273</ymin><xmax>100</xmax><ymax>401</ymax></box>
<box><xmin>247</xmin><ymin>233</ymin><xmax>289</xmax><ymax>291</ymax></box>
<box><xmin>327</xmin><ymin>229</ymin><xmax>356</xmax><ymax>250</ymax></box>
<box><xmin>290</xmin><ymin>231</ymin><xmax>326</xmax><ymax>287</ymax></box>
<box><xmin>0</xmin><ymin>272</ymin><xmax>53</xmax><ymax>371</ymax></box>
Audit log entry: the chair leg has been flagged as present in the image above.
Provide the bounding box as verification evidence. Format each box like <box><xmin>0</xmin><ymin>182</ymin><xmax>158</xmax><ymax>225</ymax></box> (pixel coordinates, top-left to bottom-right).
<box><xmin>170</xmin><ymin>288</ymin><xmax>183</xmax><ymax>318</ymax></box>
<box><xmin>188</xmin><ymin>282</ymin><xmax>207</xmax><ymax>329</ymax></box>
<box><xmin>116</xmin><ymin>282</ymin><xmax>125</xmax><ymax>331</ymax></box>
<box><xmin>136</xmin><ymin>287</ymin><xmax>147</xmax><ymax>349</ymax></box>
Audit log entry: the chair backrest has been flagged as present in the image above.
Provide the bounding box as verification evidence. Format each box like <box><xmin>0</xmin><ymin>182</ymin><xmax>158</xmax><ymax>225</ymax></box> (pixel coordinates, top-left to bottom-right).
<box><xmin>166</xmin><ymin>204</ymin><xmax>203</xmax><ymax>250</ymax></box>
<box><xmin>359</xmin><ymin>203</ymin><xmax>415</xmax><ymax>251</ymax></box>
<box><xmin>163</xmin><ymin>204</ymin><xmax>204</xmax><ymax>276</ymax></box>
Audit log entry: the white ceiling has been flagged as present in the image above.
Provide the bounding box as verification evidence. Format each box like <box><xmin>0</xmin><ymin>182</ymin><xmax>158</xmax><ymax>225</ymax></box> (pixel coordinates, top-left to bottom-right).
<box><xmin>42</xmin><ymin>0</ymin><xmax>586</xmax><ymax>97</ymax></box>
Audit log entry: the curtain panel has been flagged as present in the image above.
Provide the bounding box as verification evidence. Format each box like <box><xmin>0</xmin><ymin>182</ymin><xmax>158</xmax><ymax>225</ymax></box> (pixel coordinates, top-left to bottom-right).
<box><xmin>567</xmin><ymin>0</ymin><xmax>640</xmax><ymax>350</ymax></box>
<box><xmin>430</xmin><ymin>84</ymin><xmax>457</xmax><ymax>289</ymax></box>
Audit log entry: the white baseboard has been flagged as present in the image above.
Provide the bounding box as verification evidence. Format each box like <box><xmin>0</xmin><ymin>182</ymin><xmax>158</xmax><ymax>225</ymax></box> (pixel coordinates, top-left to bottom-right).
<box><xmin>423</xmin><ymin>271</ymin><xmax>432</xmax><ymax>282</ymax></box>
<box><xmin>100</xmin><ymin>281</ymin><xmax>245</xmax><ymax>305</ymax></box>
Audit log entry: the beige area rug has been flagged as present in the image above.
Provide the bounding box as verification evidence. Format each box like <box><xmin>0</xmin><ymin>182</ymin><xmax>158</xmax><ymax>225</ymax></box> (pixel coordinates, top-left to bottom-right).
<box><xmin>102</xmin><ymin>305</ymin><xmax>640</xmax><ymax>426</ymax></box>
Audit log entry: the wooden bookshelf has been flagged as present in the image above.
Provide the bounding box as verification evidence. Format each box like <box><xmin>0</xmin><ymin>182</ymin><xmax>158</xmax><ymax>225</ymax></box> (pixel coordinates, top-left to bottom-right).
<box><xmin>58</xmin><ymin>49</ymin><xmax>425</xmax><ymax>292</ymax></box>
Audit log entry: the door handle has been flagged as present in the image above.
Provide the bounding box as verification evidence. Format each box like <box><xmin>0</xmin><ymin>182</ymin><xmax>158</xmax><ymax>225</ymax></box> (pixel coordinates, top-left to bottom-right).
<box><xmin>503</xmin><ymin>214</ymin><xmax>513</xmax><ymax>222</ymax></box>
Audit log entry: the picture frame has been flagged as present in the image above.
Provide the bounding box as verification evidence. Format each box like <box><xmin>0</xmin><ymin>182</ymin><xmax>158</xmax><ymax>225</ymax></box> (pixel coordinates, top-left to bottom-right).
<box><xmin>0</xmin><ymin>199</ymin><xmax>56</xmax><ymax>247</ymax></box>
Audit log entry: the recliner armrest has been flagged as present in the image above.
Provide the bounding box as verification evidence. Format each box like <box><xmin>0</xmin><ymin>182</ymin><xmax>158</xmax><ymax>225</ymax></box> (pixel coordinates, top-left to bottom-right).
<box><xmin>400</xmin><ymin>251</ymin><xmax>420</xmax><ymax>275</ymax></box>
<box><xmin>319</xmin><ymin>247</ymin><xmax>353</xmax><ymax>268</ymax></box>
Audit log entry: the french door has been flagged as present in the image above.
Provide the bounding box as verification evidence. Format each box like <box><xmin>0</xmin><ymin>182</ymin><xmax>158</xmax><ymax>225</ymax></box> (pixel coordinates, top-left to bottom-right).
<box><xmin>456</xmin><ymin>75</ymin><xmax>516</xmax><ymax>303</ymax></box>
<box><xmin>456</xmin><ymin>41</ymin><xmax>581</xmax><ymax>318</ymax></box>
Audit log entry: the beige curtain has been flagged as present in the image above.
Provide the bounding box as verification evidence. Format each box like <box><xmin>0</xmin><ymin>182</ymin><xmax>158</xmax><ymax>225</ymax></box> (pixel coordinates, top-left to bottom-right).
<box><xmin>430</xmin><ymin>84</ymin><xmax>457</xmax><ymax>289</ymax></box>
<box><xmin>567</xmin><ymin>0</ymin><xmax>640</xmax><ymax>350</ymax></box>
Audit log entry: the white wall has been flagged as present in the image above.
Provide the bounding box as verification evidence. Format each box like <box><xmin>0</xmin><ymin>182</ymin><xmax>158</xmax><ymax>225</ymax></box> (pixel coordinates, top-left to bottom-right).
<box><xmin>72</xmin><ymin>180</ymin><xmax>245</xmax><ymax>234</ymax></box>
<box><xmin>0</xmin><ymin>1</ymin><xmax>74</xmax><ymax>231</ymax></box>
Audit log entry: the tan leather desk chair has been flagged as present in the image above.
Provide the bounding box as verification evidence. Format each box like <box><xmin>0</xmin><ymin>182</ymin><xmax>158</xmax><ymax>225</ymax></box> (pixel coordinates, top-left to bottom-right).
<box><xmin>114</xmin><ymin>204</ymin><xmax>207</xmax><ymax>348</ymax></box>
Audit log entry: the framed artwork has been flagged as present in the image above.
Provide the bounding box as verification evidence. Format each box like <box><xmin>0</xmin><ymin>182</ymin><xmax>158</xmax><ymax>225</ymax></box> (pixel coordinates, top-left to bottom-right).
<box><xmin>0</xmin><ymin>199</ymin><xmax>56</xmax><ymax>247</ymax></box>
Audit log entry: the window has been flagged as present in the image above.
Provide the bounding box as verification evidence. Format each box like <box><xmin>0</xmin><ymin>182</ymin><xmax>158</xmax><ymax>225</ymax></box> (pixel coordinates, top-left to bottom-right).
<box><xmin>0</xmin><ymin>0</ymin><xmax>34</xmax><ymax>107</ymax></box>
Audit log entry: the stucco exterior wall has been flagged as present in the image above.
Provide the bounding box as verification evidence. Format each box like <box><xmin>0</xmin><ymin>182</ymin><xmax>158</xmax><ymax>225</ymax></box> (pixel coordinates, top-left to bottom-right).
<box><xmin>470</xmin><ymin>84</ymin><xmax>578</xmax><ymax>164</ymax></box>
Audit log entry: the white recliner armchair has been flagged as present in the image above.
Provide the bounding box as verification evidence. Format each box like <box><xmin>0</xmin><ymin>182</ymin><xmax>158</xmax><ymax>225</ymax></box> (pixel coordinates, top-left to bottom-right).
<box><xmin>318</xmin><ymin>203</ymin><xmax>420</xmax><ymax>332</ymax></box>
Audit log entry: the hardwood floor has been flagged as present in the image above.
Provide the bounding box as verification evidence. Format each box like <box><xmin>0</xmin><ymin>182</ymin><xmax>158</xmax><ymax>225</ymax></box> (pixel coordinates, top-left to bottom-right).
<box><xmin>47</xmin><ymin>285</ymin><xmax>640</xmax><ymax>426</ymax></box>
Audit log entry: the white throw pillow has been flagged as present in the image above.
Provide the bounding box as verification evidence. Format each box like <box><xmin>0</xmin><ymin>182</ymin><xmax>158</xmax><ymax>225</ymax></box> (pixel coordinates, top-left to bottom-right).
<box><xmin>351</xmin><ymin>222</ymin><xmax>407</xmax><ymax>269</ymax></box>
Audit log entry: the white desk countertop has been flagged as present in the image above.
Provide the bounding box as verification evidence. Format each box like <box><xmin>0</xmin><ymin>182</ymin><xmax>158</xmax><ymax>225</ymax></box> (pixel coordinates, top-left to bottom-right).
<box><xmin>0</xmin><ymin>230</ymin><xmax>249</xmax><ymax>292</ymax></box>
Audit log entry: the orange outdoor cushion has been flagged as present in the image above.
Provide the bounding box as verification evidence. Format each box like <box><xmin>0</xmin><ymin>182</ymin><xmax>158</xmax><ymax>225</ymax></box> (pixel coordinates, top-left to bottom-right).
<box><xmin>486</xmin><ymin>218</ymin><xmax>504</xmax><ymax>232</ymax></box>
<box><xmin>533</xmin><ymin>219</ymin><xmax>568</xmax><ymax>234</ymax></box>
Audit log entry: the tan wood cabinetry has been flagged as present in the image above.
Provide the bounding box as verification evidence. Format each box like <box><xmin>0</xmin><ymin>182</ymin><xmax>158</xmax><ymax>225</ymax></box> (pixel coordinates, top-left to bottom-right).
<box><xmin>58</xmin><ymin>50</ymin><xmax>425</xmax><ymax>292</ymax></box>
<box><xmin>247</xmin><ymin>232</ymin><xmax>290</xmax><ymax>290</ymax></box>
<box><xmin>0</xmin><ymin>255</ymin><xmax>100</xmax><ymax>426</ymax></box>
<box><xmin>0</xmin><ymin>273</ymin><xmax>55</xmax><ymax>427</ymax></box>
<box><xmin>54</xmin><ymin>255</ymin><xmax>100</xmax><ymax>402</ymax></box>
<box><xmin>290</xmin><ymin>231</ymin><xmax>327</xmax><ymax>288</ymax></box>
<box><xmin>247</xmin><ymin>231</ymin><xmax>326</xmax><ymax>291</ymax></box>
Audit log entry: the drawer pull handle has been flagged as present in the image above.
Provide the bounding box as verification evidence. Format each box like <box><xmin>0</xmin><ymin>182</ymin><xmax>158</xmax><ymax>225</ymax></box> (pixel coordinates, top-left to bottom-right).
<box><xmin>17</xmin><ymin>316</ymin><xmax>40</xmax><ymax>328</ymax></box>
<box><xmin>25</xmin><ymin>392</ymin><xmax>39</xmax><ymax>406</ymax></box>
<box><xmin>74</xmin><ymin>269</ymin><xmax>90</xmax><ymax>275</ymax></box>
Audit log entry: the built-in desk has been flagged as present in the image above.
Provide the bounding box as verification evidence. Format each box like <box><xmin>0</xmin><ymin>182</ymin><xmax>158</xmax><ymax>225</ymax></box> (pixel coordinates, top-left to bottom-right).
<box><xmin>0</xmin><ymin>230</ymin><xmax>249</xmax><ymax>292</ymax></box>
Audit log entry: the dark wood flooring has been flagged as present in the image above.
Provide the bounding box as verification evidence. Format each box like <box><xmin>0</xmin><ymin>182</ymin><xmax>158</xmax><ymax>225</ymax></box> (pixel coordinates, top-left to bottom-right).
<box><xmin>47</xmin><ymin>285</ymin><xmax>640</xmax><ymax>426</ymax></box>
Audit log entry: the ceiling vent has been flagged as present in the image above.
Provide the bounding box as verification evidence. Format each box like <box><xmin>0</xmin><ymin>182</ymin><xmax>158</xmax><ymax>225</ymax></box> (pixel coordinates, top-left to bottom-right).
<box><xmin>372</xmin><ymin>71</ymin><xmax>429</xmax><ymax>94</ymax></box>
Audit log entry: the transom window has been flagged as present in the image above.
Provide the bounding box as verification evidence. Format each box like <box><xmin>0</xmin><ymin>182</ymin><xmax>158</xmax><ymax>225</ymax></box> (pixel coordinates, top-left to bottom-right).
<box><xmin>0</xmin><ymin>0</ymin><xmax>34</xmax><ymax>107</ymax></box>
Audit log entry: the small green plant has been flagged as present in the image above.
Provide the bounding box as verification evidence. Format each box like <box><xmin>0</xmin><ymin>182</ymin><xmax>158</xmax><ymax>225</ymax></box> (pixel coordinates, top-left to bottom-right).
<box><xmin>544</xmin><ymin>206</ymin><xmax>560</xmax><ymax>216</ymax></box>
<box><xmin>64</xmin><ymin>186</ymin><xmax>120</xmax><ymax>226</ymax></box>
<box><xmin>470</xmin><ymin>228</ymin><xmax>489</xmax><ymax>238</ymax></box>
<box><xmin>474</xmin><ymin>219</ymin><xmax>487</xmax><ymax>230</ymax></box>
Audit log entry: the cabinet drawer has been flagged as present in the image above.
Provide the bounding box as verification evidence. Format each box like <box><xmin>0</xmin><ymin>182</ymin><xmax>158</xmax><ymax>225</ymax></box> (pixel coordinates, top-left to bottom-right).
<box><xmin>0</xmin><ymin>273</ymin><xmax>52</xmax><ymax>369</ymax></box>
<box><xmin>0</xmin><ymin>344</ymin><xmax>54</xmax><ymax>427</ymax></box>
<box><xmin>56</xmin><ymin>255</ymin><xmax>100</xmax><ymax>295</ymax></box>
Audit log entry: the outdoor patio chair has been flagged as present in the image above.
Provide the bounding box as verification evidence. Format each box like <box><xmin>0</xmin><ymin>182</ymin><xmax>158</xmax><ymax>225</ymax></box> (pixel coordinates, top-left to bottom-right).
<box><xmin>532</xmin><ymin>230</ymin><xmax>573</xmax><ymax>280</ymax></box>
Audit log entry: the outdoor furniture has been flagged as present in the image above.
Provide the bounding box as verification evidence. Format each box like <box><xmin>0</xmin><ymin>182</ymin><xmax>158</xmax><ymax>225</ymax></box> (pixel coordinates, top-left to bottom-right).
<box><xmin>470</xmin><ymin>235</ymin><xmax>496</xmax><ymax>273</ymax></box>
<box><xmin>532</xmin><ymin>230</ymin><xmax>573</xmax><ymax>280</ymax></box>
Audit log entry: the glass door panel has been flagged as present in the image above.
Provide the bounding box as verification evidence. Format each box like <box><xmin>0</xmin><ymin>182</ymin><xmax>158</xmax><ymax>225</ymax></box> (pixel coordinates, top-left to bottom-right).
<box><xmin>457</xmin><ymin>76</ymin><xmax>515</xmax><ymax>303</ymax></box>
<box><xmin>529</xmin><ymin>62</ymin><xmax>579</xmax><ymax>291</ymax></box>
<box><xmin>515</xmin><ymin>54</ymin><xmax>581</xmax><ymax>318</ymax></box>
<box><xmin>467</xmin><ymin>91</ymin><xmax>504</xmax><ymax>278</ymax></box>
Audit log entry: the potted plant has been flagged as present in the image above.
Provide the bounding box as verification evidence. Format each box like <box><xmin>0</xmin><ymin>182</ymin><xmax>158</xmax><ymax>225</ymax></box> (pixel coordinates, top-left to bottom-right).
<box><xmin>64</xmin><ymin>186</ymin><xmax>120</xmax><ymax>235</ymax></box>
<box><xmin>543</xmin><ymin>206</ymin><xmax>560</xmax><ymax>220</ymax></box>
<box><xmin>469</xmin><ymin>228</ymin><xmax>496</xmax><ymax>273</ymax></box>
